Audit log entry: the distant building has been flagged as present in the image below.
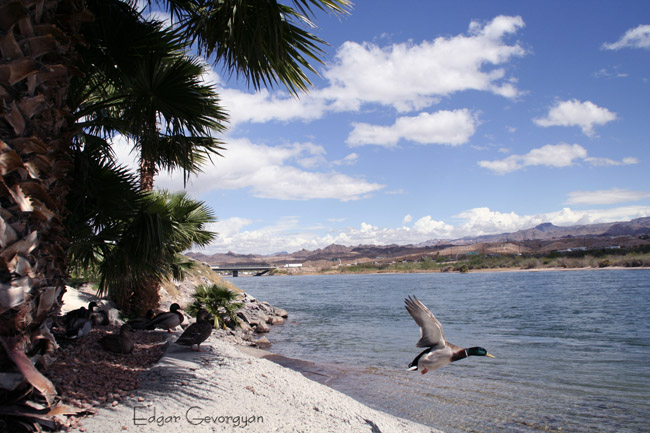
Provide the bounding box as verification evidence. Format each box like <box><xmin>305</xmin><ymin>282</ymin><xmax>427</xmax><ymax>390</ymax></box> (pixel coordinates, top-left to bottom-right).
<box><xmin>283</xmin><ymin>263</ymin><xmax>303</xmax><ymax>268</ymax></box>
<box><xmin>553</xmin><ymin>247</ymin><xmax>588</xmax><ymax>253</ymax></box>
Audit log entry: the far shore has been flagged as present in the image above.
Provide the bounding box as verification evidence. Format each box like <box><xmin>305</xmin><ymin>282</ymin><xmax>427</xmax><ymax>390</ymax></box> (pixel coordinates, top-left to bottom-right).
<box><xmin>239</xmin><ymin>265</ymin><xmax>650</xmax><ymax>278</ymax></box>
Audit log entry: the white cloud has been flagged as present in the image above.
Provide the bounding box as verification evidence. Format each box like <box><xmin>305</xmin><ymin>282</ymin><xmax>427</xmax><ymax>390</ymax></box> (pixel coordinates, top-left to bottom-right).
<box><xmin>219</xmin><ymin>15</ymin><xmax>526</xmax><ymax>127</ymax></box>
<box><xmin>584</xmin><ymin>156</ymin><xmax>639</xmax><ymax>167</ymax></box>
<box><xmin>452</xmin><ymin>207</ymin><xmax>539</xmax><ymax>236</ymax></box>
<box><xmin>451</xmin><ymin>206</ymin><xmax>650</xmax><ymax>236</ymax></box>
<box><xmin>153</xmin><ymin>138</ymin><xmax>384</xmax><ymax>201</ymax></box>
<box><xmin>208</xmin><ymin>217</ymin><xmax>254</xmax><ymax>238</ymax></box>
<box><xmin>594</xmin><ymin>67</ymin><xmax>628</xmax><ymax>79</ymax></box>
<box><xmin>219</xmin><ymin>88</ymin><xmax>327</xmax><ymax>127</ymax></box>
<box><xmin>602</xmin><ymin>24</ymin><xmax>650</xmax><ymax>50</ymax></box>
<box><xmin>198</xmin><ymin>205</ymin><xmax>650</xmax><ymax>254</ymax></box>
<box><xmin>565</xmin><ymin>188</ymin><xmax>650</xmax><ymax>205</ymax></box>
<box><xmin>324</xmin><ymin>15</ymin><xmax>526</xmax><ymax>112</ymax></box>
<box><xmin>533</xmin><ymin>99</ymin><xmax>617</xmax><ymax>136</ymax></box>
<box><xmin>332</xmin><ymin>153</ymin><xmax>359</xmax><ymax>166</ymax></box>
<box><xmin>412</xmin><ymin>216</ymin><xmax>454</xmax><ymax>235</ymax></box>
<box><xmin>205</xmin><ymin>217</ymin><xmax>328</xmax><ymax>255</ymax></box>
<box><xmin>111</xmin><ymin>134</ymin><xmax>383</xmax><ymax>201</ymax></box>
<box><xmin>347</xmin><ymin>109</ymin><xmax>478</xmax><ymax>148</ymax></box>
<box><xmin>478</xmin><ymin>143</ymin><xmax>637</xmax><ymax>174</ymax></box>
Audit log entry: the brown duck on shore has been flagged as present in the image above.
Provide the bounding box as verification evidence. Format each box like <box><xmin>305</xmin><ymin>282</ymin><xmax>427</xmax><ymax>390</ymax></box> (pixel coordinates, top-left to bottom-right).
<box><xmin>176</xmin><ymin>310</ymin><xmax>213</xmax><ymax>352</ymax></box>
<box><xmin>65</xmin><ymin>307</ymin><xmax>92</xmax><ymax>339</ymax></box>
<box><xmin>146</xmin><ymin>303</ymin><xmax>184</xmax><ymax>333</ymax></box>
<box><xmin>89</xmin><ymin>302</ymin><xmax>110</xmax><ymax>326</ymax></box>
<box><xmin>63</xmin><ymin>301</ymin><xmax>96</xmax><ymax>324</ymax></box>
<box><xmin>99</xmin><ymin>324</ymin><xmax>134</xmax><ymax>354</ymax></box>
<box><xmin>127</xmin><ymin>309</ymin><xmax>155</xmax><ymax>330</ymax></box>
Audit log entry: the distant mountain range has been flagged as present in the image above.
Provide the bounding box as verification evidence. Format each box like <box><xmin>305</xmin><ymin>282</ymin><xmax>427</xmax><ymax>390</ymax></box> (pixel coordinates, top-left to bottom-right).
<box><xmin>430</xmin><ymin>216</ymin><xmax>650</xmax><ymax>244</ymax></box>
<box><xmin>187</xmin><ymin>217</ymin><xmax>650</xmax><ymax>266</ymax></box>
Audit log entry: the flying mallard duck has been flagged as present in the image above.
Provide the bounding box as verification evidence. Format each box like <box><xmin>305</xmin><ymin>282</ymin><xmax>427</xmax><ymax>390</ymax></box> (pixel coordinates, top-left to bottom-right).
<box><xmin>146</xmin><ymin>303</ymin><xmax>184</xmax><ymax>333</ymax></box>
<box><xmin>127</xmin><ymin>309</ymin><xmax>155</xmax><ymax>330</ymax></box>
<box><xmin>176</xmin><ymin>310</ymin><xmax>213</xmax><ymax>352</ymax></box>
<box><xmin>405</xmin><ymin>295</ymin><xmax>494</xmax><ymax>374</ymax></box>
<box><xmin>99</xmin><ymin>324</ymin><xmax>134</xmax><ymax>354</ymax></box>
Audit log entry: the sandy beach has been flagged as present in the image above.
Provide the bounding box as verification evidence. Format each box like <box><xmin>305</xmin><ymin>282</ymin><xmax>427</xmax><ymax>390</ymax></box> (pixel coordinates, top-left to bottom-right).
<box><xmin>77</xmin><ymin>334</ymin><xmax>440</xmax><ymax>433</ymax></box>
<box><xmin>53</xmin><ymin>284</ymin><xmax>439</xmax><ymax>432</ymax></box>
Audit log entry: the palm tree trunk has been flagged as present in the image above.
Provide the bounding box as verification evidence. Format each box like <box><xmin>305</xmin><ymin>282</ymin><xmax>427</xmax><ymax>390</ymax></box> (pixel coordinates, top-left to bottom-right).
<box><xmin>129</xmin><ymin>277</ymin><xmax>161</xmax><ymax>317</ymax></box>
<box><xmin>139</xmin><ymin>157</ymin><xmax>157</xmax><ymax>191</ymax></box>
<box><xmin>0</xmin><ymin>0</ymin><xmax>89</xmax><ymax>409</ymax></box>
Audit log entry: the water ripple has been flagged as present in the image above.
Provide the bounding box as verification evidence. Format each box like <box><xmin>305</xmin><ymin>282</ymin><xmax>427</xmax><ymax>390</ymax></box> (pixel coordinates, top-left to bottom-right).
<box><xmin>234</xmin><ymin>270</ymin><xmax>650</xmax><ymax>433</ymax></box>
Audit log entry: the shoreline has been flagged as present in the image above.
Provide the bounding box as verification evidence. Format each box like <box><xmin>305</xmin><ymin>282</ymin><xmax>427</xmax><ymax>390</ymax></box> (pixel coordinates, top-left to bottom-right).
<box><xmin>311</xmin><ymin>264</ymin><xmax>650</xmax><ymax>276</ymax></box>
<box><xmin>249</xmin><ymin>265</ymin><xmax>650</xmax><ymax>278</ymax></box>
<box><xmin>57</xmin><ymin>287</ymin><xmax>436</xmax><ymax>432</ymax></box>
<box><xmin>78</xmin><ymin>334</ymin><xmax>441</xmax><ymax>433</ymax></box>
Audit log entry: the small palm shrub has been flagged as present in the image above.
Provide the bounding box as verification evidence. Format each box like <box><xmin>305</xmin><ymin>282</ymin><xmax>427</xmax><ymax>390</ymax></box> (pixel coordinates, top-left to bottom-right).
<box><xmin>188</xmin><ymin>284</ymin><xmax>243</xmax><ymax>329</ymax></box>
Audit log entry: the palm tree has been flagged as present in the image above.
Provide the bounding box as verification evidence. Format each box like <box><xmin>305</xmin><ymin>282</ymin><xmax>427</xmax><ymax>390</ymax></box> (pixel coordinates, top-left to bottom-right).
<box><xmin>76</xmin><ymin>0</ymin><xmax>228</xmax><ymax>192</ymax></box>
<box><xmin>0</xmin><ymin>0</ymin><xmax>91</xmax><ymax>419</ymax></box>
<box><xmin>188</xmin><ymin>284</ymin><xmax>243</xmax><ymax>329</ymax></box>
<box><xmin>159</xmin><ymin>0</ymin><xmax>352</xmax><ymax>95</ymax></box>
<box><xmin>96</xmin><ymin>190</ymin><xmax>216</xmax><ymax>316</ymax></box>
<box><xmin>0</xmin><ymin>0</ymin><xmax>350</xmax><ymax>425</ymax></box>
<box><xmin>65</xmin><ymin>2</ymin><xmax>223</xmax><ymax>316</ymax></box>
<box><xmin>119</xmin><ymin>53</ymin><xmax>228</xmax><ymax>191</ymax></box>
<box><xmin>66</xmin><ymin>139</ymin><xmax>217</xmax><ymax>317</ymax></box>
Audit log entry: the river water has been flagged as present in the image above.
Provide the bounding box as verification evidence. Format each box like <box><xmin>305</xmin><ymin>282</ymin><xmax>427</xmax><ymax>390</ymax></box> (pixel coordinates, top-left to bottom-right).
<box><xmin>232</xmin><ymin>270</ymin><xmax>650</xmax><ymax>433</ymax></box>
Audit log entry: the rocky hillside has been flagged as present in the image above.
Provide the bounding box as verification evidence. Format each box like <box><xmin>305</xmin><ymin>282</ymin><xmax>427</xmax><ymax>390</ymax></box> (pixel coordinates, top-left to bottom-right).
<box><xmin>159</xmin><ymin>260</ymin><xmax>287</xmax><ymax>349</ymax></box>
<box><xmin>452</xmin><ymin>217</ymin><xmax>650</xmax><ymax>244</ymax></box>
<box><xmin>187</xmin><ymin>217</ymin><xmax>650</xmax><ymax>267</ymax></box>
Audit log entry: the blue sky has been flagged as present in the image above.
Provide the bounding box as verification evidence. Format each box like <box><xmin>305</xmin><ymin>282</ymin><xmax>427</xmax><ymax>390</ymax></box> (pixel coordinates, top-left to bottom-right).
<box><xmin>117</xmin><ymin>1</ymin><xmax>650</xmax><ymax>255</ymax></box>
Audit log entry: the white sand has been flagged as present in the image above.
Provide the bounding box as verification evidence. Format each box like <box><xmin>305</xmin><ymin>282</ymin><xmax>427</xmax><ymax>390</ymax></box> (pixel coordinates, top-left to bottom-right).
<box><xmin>78</xmin><ymin>335</ymin><xmax>441</xmax><ymax>433</ymax></box>
<box><xmin>60</xmin><ymin>286</ymin><xmax>440</xmax><ymax>432</ymax></box>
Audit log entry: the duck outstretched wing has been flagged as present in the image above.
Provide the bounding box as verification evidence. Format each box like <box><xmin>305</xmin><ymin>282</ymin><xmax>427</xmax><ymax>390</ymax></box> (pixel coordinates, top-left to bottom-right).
<box><xmin>405</xmin><ymin>296</ymin><xmax>447</xmax><ymax>349</ymax></box>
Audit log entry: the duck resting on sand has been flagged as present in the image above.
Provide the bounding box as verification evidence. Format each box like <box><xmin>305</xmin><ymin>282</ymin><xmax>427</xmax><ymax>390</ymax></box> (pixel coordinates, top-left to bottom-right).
<box><xmin>404</xmin><ymin>295</ymin><xmax>494</xmax><ymax>374</ymax></box>
<box><xmin>99</xmin><ymin>324</ymin><xmax>134</xmax><ymax>354</ymax></box>
<box><xmin>89</xmin><ymin>302</ymin><xmax>109</xmax><ymax>326</ymax></box>
<box><xmin>176</xmin><ymin>310</ymin><xmax>213</xmax><ymax>352</ymax></box>
<box><xmin>146</xmin><ymin>303</ymin><xmax>184</xmax><ymax>332</ymax></box>
<box><xmin>127</xmin><ymin>309</ymin><xmax>155</xmax><ymax>330</ymax></box>
<box><xmin>65</xmin><ymin>307</ymin><xmax>91</xmax><ymax>339</ymax></box>
<box><xmin>63</xmin><ymin>301</ymin><xmax>96</xmax><ymax>324</ymax></box>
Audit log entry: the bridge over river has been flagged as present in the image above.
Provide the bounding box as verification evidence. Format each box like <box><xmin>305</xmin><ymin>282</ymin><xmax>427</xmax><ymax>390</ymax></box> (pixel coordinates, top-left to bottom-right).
<box><xmin>210</xmin><ymin>265</ymin><xmax>275</xmax><ymax>277</ymax></box>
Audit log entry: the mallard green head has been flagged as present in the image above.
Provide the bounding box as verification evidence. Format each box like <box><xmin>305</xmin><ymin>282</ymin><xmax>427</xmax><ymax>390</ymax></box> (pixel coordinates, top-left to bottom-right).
<box><xmin>467</xmin><ymin>347</ymin><xmax>495</xmax><ymax>358</ymax></box>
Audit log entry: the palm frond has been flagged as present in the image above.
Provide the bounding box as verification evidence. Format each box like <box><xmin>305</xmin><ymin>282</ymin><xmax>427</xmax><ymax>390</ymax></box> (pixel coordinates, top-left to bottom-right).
<box><xmin>188</xmin><ymin>284</ymin><xmax>243</xmax><ymax>329</ymax></box>
<box><xmin>94</xmin><ymin>191</ymin><xmax>216</xmax><ymax>303</ymax></box>
<box><xmin>158</xmin><ymin>0</ymin><xmax>352</xmax><ymax>95</ymax></box>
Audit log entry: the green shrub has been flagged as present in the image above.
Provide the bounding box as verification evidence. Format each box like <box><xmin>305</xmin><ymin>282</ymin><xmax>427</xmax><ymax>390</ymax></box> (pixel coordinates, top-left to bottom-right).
<box><xmin>188</xmin><ymin>284</ymin><xmax>243</xmax><ymax>329</ymax></box>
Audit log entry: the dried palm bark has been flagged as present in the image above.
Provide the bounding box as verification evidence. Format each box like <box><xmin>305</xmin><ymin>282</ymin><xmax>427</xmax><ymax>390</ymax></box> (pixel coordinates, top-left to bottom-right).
<box><xmin>0</xmin><ymin>0</ymin><xmax>90</xmax><ymax>417</ymax></box>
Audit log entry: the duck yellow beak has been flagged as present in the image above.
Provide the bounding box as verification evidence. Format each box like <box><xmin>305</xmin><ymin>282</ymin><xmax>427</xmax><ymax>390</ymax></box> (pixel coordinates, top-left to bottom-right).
<box><xmin>486</xmin><ymin>353</ymin><xmax>496</xmax><ymax>358</ymax></box>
